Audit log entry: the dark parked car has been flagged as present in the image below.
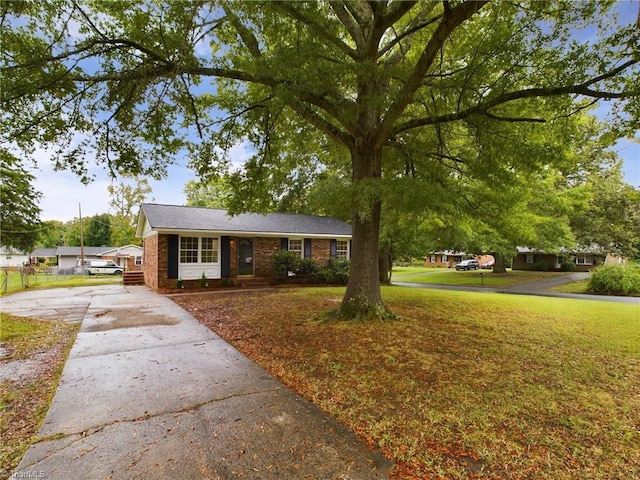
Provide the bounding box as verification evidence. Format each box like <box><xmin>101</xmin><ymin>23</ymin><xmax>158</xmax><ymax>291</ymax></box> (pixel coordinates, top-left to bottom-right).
<box><xmin>455</xmin><ymin>259</ymin><xmax>480</xmax><ymax>271</ymax></box>
<box><xmin>481</xmin><ymin>260</ymin><xmax>495</xmax><ymax>269</ymax></box>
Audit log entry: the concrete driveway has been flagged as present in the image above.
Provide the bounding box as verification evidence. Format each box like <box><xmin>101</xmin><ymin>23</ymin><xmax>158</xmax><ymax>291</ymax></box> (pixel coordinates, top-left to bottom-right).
<box><xmin>2</xmin><ymin>285</ymin><xmax>392</xmax><ymax>479</ymax></box>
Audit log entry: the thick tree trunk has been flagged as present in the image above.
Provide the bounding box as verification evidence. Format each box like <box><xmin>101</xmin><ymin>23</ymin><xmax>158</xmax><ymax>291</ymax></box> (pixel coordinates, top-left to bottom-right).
<box><xmin>339</xmin><ymin>146</ymin><xmax>393</xmax><ymax>320</ymax></box>
<box><xmin>340</xmin><ymin>200</ymin><xmax>388</xmax><ymax>319</ymax></box>
<box><xmin>493</xmin><ymin>252</ymin><xmax>508</xmax><ymax>274</ymax></box>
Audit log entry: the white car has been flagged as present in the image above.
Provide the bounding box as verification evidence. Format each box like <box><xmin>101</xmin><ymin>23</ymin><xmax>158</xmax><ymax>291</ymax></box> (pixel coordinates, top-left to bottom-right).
<box><xmin>86</xmin><ymin>260</ymin><xmax>123</xmax><ymax>275</ymax></box>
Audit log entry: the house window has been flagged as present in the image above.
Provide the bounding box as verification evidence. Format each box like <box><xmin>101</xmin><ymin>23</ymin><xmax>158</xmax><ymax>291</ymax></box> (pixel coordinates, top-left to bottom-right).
<box><xmin>180</xmin><ymin>236</ymin><xmax>218</xmax><ymax>264</ymax></box>
<box><xmin>336</xmin><ymin>240</ymin><xmax>349</xmax><ymax>259</ymax></box>
<box><xmin>135</xmin><ymin>256</ymin><xmax>142</xmax><ymax>266</ymax></box>
<box><xmin>526</xmin><ymin>253</ymin><xmax>534</xmax><ymax>264</ymax></box>
<box><xmin>289</xmin><ymin>239</ymin><xmax>303</xmax><ymax>258</ymax></box>
<box><xmin>430</xmin><ymin>254</ymin><xmax>437</xmax><ymax>263</ymax></box>
<box><xmin>575</xmin><ymin>253</ymin><xmax>593</xmax><ymax>265</ymax></box>
<box><xmin>180</xmin><ymin>237</ymin><xmax>198</xmax><ymax>263</ymax></box>
<box><xmin>200</xmin><ymin>237</ymin><xmax>218</xmax><ymax>263</ymax></box>
<box><xmin>441</xmin><ymin>255</ymin><xmax>447</xmax><ymax>264</ymax></box>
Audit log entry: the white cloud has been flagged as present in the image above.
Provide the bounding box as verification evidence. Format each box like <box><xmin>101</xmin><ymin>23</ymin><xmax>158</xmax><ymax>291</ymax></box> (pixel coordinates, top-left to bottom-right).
<box><xmin>31</xmin><ymin>162</ymin><xmax>111</xmax><ymax>222</ymax></box>
<box><xmin>227</xmin><ymin>140</ymin><xmax>254</xmax><ymax>171</ymax></box>
<box><xmin>26</xmin><ymin>136</ymin><xmax>258</xmax><ymax>222</ymax></box>
<box><xmin>29</xmin><ymin>150</ymin><xmax>199</xmax><ymax>222</ymax></box>
<box><xmin>615</xmin><ymin>137</ymin><xmax>640</xmax><ymax>187</ymax></box>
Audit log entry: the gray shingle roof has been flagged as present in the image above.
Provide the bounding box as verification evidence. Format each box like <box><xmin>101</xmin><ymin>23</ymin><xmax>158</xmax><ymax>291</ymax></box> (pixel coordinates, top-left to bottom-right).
<box><xmin>30</xmin><ymin>246</ymin><xmax>119</xmax><ymax>257</ymax></box>
<box><xmin>55</xmin><ymin>246</ymin><xmax>118</xmax><ymax>256</ymax></box>
<box><xmin>30</xmin><ymin>248</ymin><xmax>58</xmax><ymax>257</ymax></box>
<box><xmin>516</xmin><ymin>246</ymin><xmax>605</xmax><ymax>254</ymax></box>
<box><xmin>140</xmin><ymin>203</ymin><xmax>352</xmax><ymax>237</ymax></box>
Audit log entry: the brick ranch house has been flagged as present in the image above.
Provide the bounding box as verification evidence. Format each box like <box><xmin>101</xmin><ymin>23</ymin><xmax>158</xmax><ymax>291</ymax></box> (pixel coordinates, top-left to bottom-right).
<box><xmin>424</xmin><ymin>251</ymin><xmax>495</xmax><ymax>268</ymax></box>
<box><xmin>135</xmin><ymin>203</ymin><xmax>352</xmax><ymax>290</ymax></box>
<box><xmin>512</xmin><ymin>247</ymin><xmax>624</xmax><ymax>272</ymax></box>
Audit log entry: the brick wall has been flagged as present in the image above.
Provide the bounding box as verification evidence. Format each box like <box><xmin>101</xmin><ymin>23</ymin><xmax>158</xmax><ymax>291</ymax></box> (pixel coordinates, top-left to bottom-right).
<box><xmin>424</xmin><ymin>254</ymin><xmax>452</xmax><ymax>268</ymax></box>
<box><xmin>143</xmin><ymin>235</ymin><xmax>159</xmax><ymax>289</ymax></box>
<box><xmin>312</xmin><ymin>239</ymin><xmax>331</xmax><ymax>266</ymax></box>
<box><xmin>126</xmin><ymin>256</ymin><xmax>143</xmax><ymax>272</ymax></box>
<box><xmin>255</xmin><ymin>237</ymin><xmax>280</xmax><ymax>277</ymax></box>
<box><xmin>156</xmin><ymin>234</ymin><xmax>173</xmax><ymax>288</ymax></box>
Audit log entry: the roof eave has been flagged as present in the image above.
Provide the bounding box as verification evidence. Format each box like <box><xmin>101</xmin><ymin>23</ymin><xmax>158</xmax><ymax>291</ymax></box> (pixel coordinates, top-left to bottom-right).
<box><xmin>135</xmin><ymin>207</ymin><xmax>148</xmax><ymax>238</ymax></box>
<box><xmin>150</xmin><ymin>227</ymin><xmax>351</xmax><ymax>239</ymax></box>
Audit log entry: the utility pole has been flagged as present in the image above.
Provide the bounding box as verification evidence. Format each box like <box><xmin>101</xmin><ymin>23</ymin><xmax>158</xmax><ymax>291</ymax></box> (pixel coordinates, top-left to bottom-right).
<box><xmin>79</xmin><ymin>203</ymin><xmax>85</xmax><ymax>274</ymax></box>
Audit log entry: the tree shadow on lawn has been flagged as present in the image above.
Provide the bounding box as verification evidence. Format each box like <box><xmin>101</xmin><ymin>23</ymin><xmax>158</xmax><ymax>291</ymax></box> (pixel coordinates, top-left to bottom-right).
<box><xmin>173</xmin><ymin>288</ymin><xmax>640</xmax><ymax>480</ymax></box>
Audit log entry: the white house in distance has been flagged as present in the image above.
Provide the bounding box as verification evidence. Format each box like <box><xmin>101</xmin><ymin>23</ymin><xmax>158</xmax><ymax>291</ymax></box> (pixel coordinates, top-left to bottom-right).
<box><xmin>0</xmin><ymin>248</ymin><xmax>30</xmax><ymax>267</ymax></box>
<box><xmin>30</xmin><ymin>245</ymin><xmax>143</xmax><ymax>272</ymax></box>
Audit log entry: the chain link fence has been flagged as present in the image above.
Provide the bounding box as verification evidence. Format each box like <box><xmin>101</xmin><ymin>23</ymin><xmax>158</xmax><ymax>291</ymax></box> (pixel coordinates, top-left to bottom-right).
<box><xmin>1</xmin><ymin>266</ymin><xmax>87</xmax><ymax>294</ymax></box>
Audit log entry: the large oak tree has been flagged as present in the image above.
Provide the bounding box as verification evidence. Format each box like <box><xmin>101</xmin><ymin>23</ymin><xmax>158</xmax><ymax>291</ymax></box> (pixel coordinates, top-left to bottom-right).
<box><xmin>2</xmin><ymin>1</ymin><xmax>639</xmax><ymax>318</ymax></box>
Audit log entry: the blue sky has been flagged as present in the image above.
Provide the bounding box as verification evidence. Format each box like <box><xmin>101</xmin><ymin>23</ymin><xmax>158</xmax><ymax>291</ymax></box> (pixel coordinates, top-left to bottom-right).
<box><xmin>31</xmin><ymin>140</ymin><xmax>254</xmax><ymax>222</ymax></box>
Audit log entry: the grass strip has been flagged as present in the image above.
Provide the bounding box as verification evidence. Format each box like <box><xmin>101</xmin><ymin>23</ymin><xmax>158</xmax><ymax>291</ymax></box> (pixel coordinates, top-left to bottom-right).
<box><xmin>0</xmin><ymin>313</ymin><xmax>79</xmax><ymax>476</ymax></box>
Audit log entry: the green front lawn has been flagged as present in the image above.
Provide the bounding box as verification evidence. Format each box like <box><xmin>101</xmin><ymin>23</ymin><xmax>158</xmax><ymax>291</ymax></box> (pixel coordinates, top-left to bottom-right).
<box><xmin>395</xmin><ymin>269</ymin><xmax>558</xmax><ymax>288</ymax></box>
<box><xmin>1</xmin><ymin>270</ymin><xmax>121</xmax><ymax>295</ymax></box>
<box><xmin>391</xmin><ymin>266</ymin><xmax>443</xmax><ymax>276</ymax></box>
<box><xmin>174</xmin><ymin>287</ymin><xmax>640</xmax><ymax>480</ymax></box>
<box><xmin>549</xmin><ymin>279</ymin><xmax>590</xmax><ymax>294</ymax></box>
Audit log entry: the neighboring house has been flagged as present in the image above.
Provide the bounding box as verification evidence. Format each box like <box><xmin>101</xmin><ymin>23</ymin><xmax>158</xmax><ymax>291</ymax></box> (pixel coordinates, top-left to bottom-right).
<box><xmin>30</xmin><ymin>248</ymin><xmax>58</xmax><ymax>266</ymax></box>
<box><xmin>425</xmin><ymin>251</ymin><xmax>474</xmax><ymax>268</ymax></box>
<box><xmin>55</xmin><ymin>246</ymin><xmax>118</xmax><ymax>271</ymax></box>
<box><xmin>512</xmin><ymin>247</ymin><xmax>623</xmax><ymax>272</ymax></box>
<box><xmin>135</xmin><ymin>203</ymin><xmax>352</xmax><ymax>290</ymax></box>
<box><xmin>29</xmin><ymin>245</ymin><xmax>143</xmax><ymax>272</ymax></box>
<box><xmin>100</xmin><ymin>245</ymin><xmax>144</xmax><ymax>272</ymax></box>
<box><xmin>0</xmin><ymin>248</ymin><xmax>30</xmax><ymax>267</ymax></box>
<box><xmin>54</xmin><ymin>246</ymin><xmax>121</xmax><ymax>271</ymax></box>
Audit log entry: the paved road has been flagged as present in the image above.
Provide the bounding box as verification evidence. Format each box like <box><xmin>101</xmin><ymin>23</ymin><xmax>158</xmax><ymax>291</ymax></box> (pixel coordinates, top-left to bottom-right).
<box><xmin>2</xmin><ymin>285</ymin><xmax>393</xmax><ymax>480</ymax></box>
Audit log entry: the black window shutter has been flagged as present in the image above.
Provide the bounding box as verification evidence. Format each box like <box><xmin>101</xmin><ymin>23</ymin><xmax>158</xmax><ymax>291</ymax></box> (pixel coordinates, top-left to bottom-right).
<box><xmin>167</xmin><ymin>235</ymin><xmax>179</xmax><ymax>279</ymax></box>
<box><xmin>281</xmin><ymin>238</ymin><xmax>288</xmax><ymax>250</ymax></box>
<box><xmin>330</xmin><ymin>239</ymin><xmax>337</xmax><ymax>258</ymax></box>
<box><xmin>221</xmin><ymin>236</ymin><xmax>231</xmax><ymax>277</ymax></box>
<box><xmin>304</xmin><ymin>239</ymin><xmax>312</xmax><ymax>259</ymax></box>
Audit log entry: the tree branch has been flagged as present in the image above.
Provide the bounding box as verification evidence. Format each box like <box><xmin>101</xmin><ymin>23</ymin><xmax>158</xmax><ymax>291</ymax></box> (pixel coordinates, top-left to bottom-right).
<box><xmin>285</xmin><ymin>99</ymin><xmax>351</xmax><ymax>147</ymax></box>
<box><xmin>328</xmin><ymin>1</ymin><xmax>365</xmax><ymax>50</ymax></box>
<box><xmin>380</xmin><ymin>1</ymin><xmax>418</xmax><ymax>29</ymax></box>
<box><xmin>483</xmin><ymin>112</ymin><xmax>546</xmax><ymax>123</ymax></box>
<box><xmin>73</xmin><ymin>0</ymin><xmax>109</xmax><ymax>40</ymax></box>
<box><xmin>377</xmin><ymin>0</ymin><xmax>489</xmax><ymax>148</ymax></box>
<box><xmin>380</xmin><ymin>9</ymin><xmax>442</xmax><ymax>61</ymax></box>
<box><xmin>220</xmin><ymin>1</ymin><xmax>260</xmax><ymax>57</ymax></box>
<box><xmin>392</xmin><ymin>58</ymin><xmax>640</xmax><ymax>136</ymax></box>
<box><xmin>344</xmin><ymin>0</ymin><xmax>373</xmax><ymax>28</ymax></box>
<box><xmin>275</xmin><ymin>3</ymin><xmax>357</xmax><ymax>59</ymax></box>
